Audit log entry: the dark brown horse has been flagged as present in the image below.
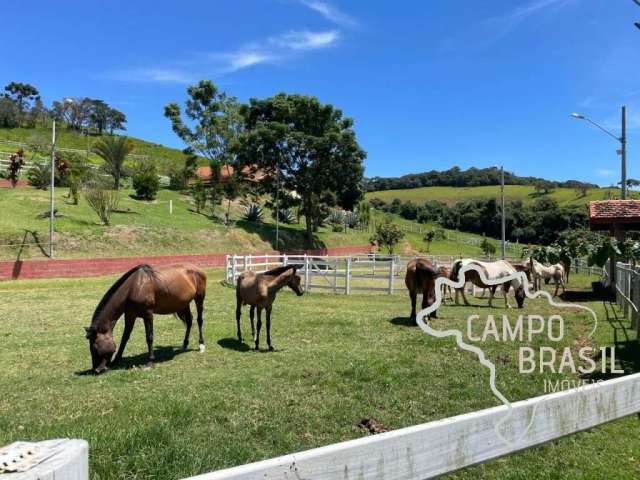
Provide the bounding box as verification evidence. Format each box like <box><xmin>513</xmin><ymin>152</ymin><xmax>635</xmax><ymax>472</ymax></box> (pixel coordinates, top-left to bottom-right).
<box><xmin>235</xmin><ymin>265</ymin><xmax>304</xmax><ymax>351</ymax></box>
<box><xmin>404</xmin><ymin>258</ymin><xmax>439</xmax><ymax>323</ymax></box>
<box><xmin>85</xmin><ymin>264</ymin><xmax>207</xmax><ymax>374</ymax></box>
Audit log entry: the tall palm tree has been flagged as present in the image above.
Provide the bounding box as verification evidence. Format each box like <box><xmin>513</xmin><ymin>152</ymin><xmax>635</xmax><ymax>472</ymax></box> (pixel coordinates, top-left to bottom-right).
<box><xmin>92</xmin><ymin>136</ymin><xmax>134</xmax><ymax>190</ymax></box>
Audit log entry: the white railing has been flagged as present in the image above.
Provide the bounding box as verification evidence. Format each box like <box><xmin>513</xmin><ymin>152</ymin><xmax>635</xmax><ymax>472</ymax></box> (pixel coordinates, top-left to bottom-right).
<box><xmin>184</xmin><ymin>373</ymin><xmax>640</xmax><ymax>480</ymax></box>
<box><xmin>611</xmin><ymin>261</ymin><xmax>640</xmax><ymax>339</ymax></box>
<box><xmin>225</xmin><ymin>253</ymin><xmax>538</xmax><ymax>295</ymax></box>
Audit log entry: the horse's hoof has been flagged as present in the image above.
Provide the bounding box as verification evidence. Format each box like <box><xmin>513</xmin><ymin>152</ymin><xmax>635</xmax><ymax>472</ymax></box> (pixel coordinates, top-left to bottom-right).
<box><xmin>199</xmin><ymin>344</ymin><xmax>206</xmax><ymax>353</ymax></box>
<box><xmin>268</xmin><ymin>346</ymin><xmax>274</xmax><ymax>352</ymax></box>
<box><xmin>145</xmin><ymin>362</ymin><xmax>155</xmax><ymax>369</ymax></box>
<box><xmin>254</xmin><ymin>346</ymin><xmax>260</xmax><ymax>352</ymax></box>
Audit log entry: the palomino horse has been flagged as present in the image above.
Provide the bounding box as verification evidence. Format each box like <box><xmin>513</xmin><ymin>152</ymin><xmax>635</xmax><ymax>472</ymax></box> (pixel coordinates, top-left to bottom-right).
<box><xmin>404</xmin><ymin>259</ymin><xmax>439</xmax><ymax>322</ymax></box>
<box><xmin>450</xmin><ymin>259</ymin><xmax>525</xmax><ymax>308</ymax></box>
<box><xmin>235</xmin><ymin>265</ymin><xmax>304</xmax><ymax>351</ymax></box>
<box><xmin>528</xmin><ymin>257</ymin><xmax>566</xmax><ymax>297</ymax></box>
<box><xmin>85</xmin><ymin>264</ymin><xmax>207</xmax><ymax>374</ymax></box>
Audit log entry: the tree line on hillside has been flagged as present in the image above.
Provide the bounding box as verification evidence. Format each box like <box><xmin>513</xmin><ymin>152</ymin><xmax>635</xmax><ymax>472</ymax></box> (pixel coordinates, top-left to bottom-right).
<box><xmin>365</xmin><ymin>166</ymin><xmax>598</xmax><ymax>192</ymax></box>
<box><xmin>0</xmin><ymin>81</ymin><xmax>126</xmax><ymax>133</ymax></box>
<box><xmin>369</xmin><ymin>196</ymin><xmax>588</xmax><ymax>246</ymax></box>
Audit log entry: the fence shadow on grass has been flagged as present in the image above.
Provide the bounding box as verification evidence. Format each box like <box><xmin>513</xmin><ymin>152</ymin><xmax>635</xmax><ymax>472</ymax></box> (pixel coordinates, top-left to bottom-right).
<box><xmin>582</xmin><ymin>300</ymin><xmax>640</xmax><ymax>381</ymax></box>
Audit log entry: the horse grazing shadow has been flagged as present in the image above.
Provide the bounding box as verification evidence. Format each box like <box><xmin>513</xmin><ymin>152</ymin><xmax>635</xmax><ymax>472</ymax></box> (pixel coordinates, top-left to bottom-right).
<box><xmin>74</xmin><ymin>345</ymin><xmax>187</xmax><ymax>375</ymax></box>
<box><xmin>390</xmin><ymin>316</ymin><xmax>418</xmax><ymax>327</ymax></box>
<box><xmin>217</xmin><ymin>337</ymin><xmax>251</xmax><ymax>352</ymax></box>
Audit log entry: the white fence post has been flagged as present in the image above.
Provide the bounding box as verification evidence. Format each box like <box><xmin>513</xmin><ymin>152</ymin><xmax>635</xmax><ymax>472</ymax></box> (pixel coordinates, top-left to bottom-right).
<box><xmin>225</xmin><ymin>255</ymin><xmax>230</xmax><ymax>283</ymax></box>
<box><xmin>345</xmin><ymin>257</ymin><xmax>351</xmax><ymax>295</ymax></box>
<box><xmin>388</xmin><ymin>258</ymin><xmax>394</xmax><ymax>294</ymax></box>
<box><xmin>231</xmin><ymin>255</ymin><xmax>237</xmax><ymax>284</ymax></box>
<box><xmin>304</xmin><ymin>254</ymin><xmax>310</xmax><ymax>291</ymax></box>
<box><xmin>283</xmin><ymin>254</ymin><xmax>288</xmax><ymax>267</ymax></box>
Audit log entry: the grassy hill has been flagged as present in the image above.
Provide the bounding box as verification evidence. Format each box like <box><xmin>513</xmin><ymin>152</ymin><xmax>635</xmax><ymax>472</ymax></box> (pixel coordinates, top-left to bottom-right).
<box><xmin>0</xmin><ymin>183</ymin><xmax>510</xmax><ymax>260</ymax></box>
<box><xmin>365</xmin><ymin>184</ymin><xmax>633</xmax><ymax>207</ymax></box>
<box><xmin>0</xmin><ymin>126</ymin><xmax>206</xmax><ymax>174</ymax></box>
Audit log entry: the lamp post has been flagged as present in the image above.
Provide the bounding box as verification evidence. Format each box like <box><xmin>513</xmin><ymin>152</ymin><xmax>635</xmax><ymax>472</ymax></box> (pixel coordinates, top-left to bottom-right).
<box><xmin>49</xmin><ymin>120</ymin><xmax>56</xmax><ymax>258</ymax></box>
<box><xmin>493</xmin><ymin>165</ymin><xmax>506</xmax><ymax>259</ymax></box>
<box><xmin>500</xmin><ymin>166</ymin><xmax>506</xmax><ymax>259</ymax></box>
<box><xmin>571</xmin><ymin>107</ymin><xmax>627</xmax><ymax>200</ymax></box>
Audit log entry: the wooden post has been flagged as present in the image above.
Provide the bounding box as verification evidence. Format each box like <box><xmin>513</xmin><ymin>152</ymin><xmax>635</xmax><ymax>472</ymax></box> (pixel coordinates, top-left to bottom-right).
<box><xmin>247</xmin><ymin>254</ymin><xmax>252</xmax><ymax>271</ymax></box>
<box><xmin>243</xmin><ymin>255</ymin><xmax>247</xmax><ymax>273</ymax></box>
<box><xmin>169</xmin><ymin>199</ymin><xmax>173</xmax><ymax>215</ymax></box>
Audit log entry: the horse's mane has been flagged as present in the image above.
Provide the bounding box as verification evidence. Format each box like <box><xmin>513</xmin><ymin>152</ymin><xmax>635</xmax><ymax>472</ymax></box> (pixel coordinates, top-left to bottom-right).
<box><xmin>91</xmin><ymin>264</ymin><xmax>155</xmax><ymax>324</ymax></box>
<box><xmin>263</xmin><ymin>264</ymin><xmax>296</xmax><ymax>277</ymax></box>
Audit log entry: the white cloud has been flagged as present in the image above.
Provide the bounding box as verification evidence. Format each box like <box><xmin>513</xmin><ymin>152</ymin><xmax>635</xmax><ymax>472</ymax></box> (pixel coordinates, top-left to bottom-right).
<box><xmin>481</xmin><ymin>0</ymin><xmax>572</xmax><ymax>42</ymax></box>
<box><xmin>107</xmin><ymin>68</ymin><xmax>196</xmax><ymax>84</ymax></box>
<box><xmin>219</xmin><ymin>51</ymin><xmax>275</xmax><ymax>72</ymax></box>
<box><xmin>271</xmin><ymin>30</ymin><xmax>339</xmax><ymax>50</ymax></box>
<box><xmin>596</xmin><ymin>169</ymin><xmax>614</xmax><ymax>177</ymax></box>
<box><xmin>301</xmin><ymin>1</ymin><xmax>357</xmax><ymax>27</ymax></box>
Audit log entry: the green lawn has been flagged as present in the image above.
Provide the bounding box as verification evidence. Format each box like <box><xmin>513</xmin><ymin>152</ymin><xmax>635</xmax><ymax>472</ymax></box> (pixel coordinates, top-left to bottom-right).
<box><xmin>0</xmin><ymin>270</ymin><xmax>637</xmax><ymax>479</ymax></box>
<box><xmin>366</xmin><ymin>185</ymin><xmax>635</xmax><ymax>207</ymax></box>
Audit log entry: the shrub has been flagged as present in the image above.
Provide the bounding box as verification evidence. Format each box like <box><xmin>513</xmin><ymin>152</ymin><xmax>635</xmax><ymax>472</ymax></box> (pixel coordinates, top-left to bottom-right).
<box><xmin>272</xmin><ymin>208</ymin><xmax>296</xmax><ymax>224</ymax></box>
<box><xmin>132</xmin><ymin>160</ymin><xmax>160</xmax><ymax>200</ymax></box>
<box><xmin>190</xmin><ymin>179</ymin><xmax>207</xmax><ymax>214</ymax></box>
<box><xmin>480</xmin><ymin>237</ymin><xmax>497</xmax><ymax>258</ymax></box>
<box><xmin>243</xmin><ymin>203</ymin><xmax>263</xmax><ymax>222</ymax></box>
<box><xmin>8</xmin><ymin>149</ymin><xmax>25</xmax><ymax>188</ymax></box>
<box><xmin>370</xmin><ymin>219</ymin><xmax>404</xmax><ymax>254</ymax></box>
<box><xmin>84</xmin><ymin>181</ymin><xmax>120</xmax><ymax>225</ymax></box>
<box><xmin>27</xmin><ymin>162</ymin><xmax>51</xmax><ymax>190</ymax></box>
<box><xmin>169</xmin><ymin>167</ymin><xmax>190</xmax><ymax>190</ymax></box>
<box><xmin>344</xmin><ymin>211</ymin><xmax>359</xmax><ymax>228</ymax></box>
<box><xmin>325</xmin><ymin>210</ymin><xmax>346</xmax><ymax>226</ymax></box>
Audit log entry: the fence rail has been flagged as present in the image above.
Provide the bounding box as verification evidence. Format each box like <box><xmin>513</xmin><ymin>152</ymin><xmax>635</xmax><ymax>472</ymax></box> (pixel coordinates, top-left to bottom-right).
<box><xmin>609</xmin><ymin>261</ymin><xmax>640</xmax><ymax>340</ymax></box>
<box><xmin>224</xmin><ymin>253</ymin><xmax>599</xmax><ymax>295</ymax></box>
<box><xmin>185</xmin><ymin>373</ymin><xmax>640</xmax><ymax>480</ymax></box>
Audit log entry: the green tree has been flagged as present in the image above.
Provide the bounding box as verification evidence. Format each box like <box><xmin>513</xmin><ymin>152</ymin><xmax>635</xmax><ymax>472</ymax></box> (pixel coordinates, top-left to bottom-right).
<box><xmin>239</xmin><ymin>93</ymin><xmax>365</xmax><ymax>243</ymax></box>
<box><xmin>92</xmin><ymin>136</ymin><xmax>134</xmax><ymax>189</ymax></box>
<box><xmin>480</xmin><ymin>237</ymin><xmax>497</xmax><ymax>258</ymax></box>
<box><xmin>3</xmin><ymin>82</ymin><xmax>39</xmax><ymax>114</ymax></box>
<box><xmin>424</xmin><ymin>230</ymin><xmax>436</xmax><ymax>253</ymax></box>
<box><xmin>164</xmin><ymin>80</ymin><xmax>242</xmax><ymax>176</ymax></box>
<box><xmin>132</xmin><ymin>160</ymin><xmax>160</xmax><ymax>200</ymax></box>
<box><xmin>371</xmin><ymin>219</ymin><xmax>404</xmax><ymax>254</ymax></box>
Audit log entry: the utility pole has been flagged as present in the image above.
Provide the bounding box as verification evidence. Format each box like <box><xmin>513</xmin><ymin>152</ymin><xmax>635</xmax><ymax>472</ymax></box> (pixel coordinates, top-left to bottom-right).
<box><xmin>49</xmin><ymin>120</ymin><xmax>56</xmax><ymax>258</ymax></box>
<box><xmin>501</xmin><ymin>166</ymin><xmax>506</xmax><ymax>260</ymax></box>
<box><xmin>621</xmin><ymin>105</ymin><xmax>627</xmax><ymax>200</ymax></box>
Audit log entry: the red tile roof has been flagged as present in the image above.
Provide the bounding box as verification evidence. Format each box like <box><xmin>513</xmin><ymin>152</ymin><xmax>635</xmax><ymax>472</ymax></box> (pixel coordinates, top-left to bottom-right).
<box><xmin>195</xmin><ymin>164</ymin><xmax>263</xmax><ymax>182</ymax></box>
<box><xmin>589</xmin><ymin>200</ymin><xmax>640</xmax><ymax>230</ymax></box>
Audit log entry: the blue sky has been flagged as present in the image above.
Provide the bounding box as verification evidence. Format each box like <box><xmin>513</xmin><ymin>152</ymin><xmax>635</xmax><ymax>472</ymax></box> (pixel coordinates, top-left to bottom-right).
<box><xmin>1</xmin><ymin>0</ymin><xmax>639</xmax><ymax>185</ymax></box>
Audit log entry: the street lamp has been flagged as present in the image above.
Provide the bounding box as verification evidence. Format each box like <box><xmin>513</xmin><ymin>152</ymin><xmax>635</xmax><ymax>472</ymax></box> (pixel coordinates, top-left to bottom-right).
<box><xmin>493</xmin><ymin>165</ymin><xmax>506</xmax><ymax>260</ymax></box>
<box><xmin>571</xmin><ymin>107</ymin><xmax>627</xmax><ymax>200</ymax></box>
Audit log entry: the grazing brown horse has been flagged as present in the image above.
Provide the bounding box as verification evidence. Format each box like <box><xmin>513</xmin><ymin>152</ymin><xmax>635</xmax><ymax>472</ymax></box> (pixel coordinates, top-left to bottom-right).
<box><xmin>85</xmin><ymin>264</ymin><xmax>207</xmax><ymax>374</ymax></box>
<box><xmin>436</xmin><ymin>264</ymin><xmax>454</xmax><ymax>303</ymax></box>
<box><xmin>235</xmin><ymin>265</ymin><xmax>304</xmax><ymax>351</ymax></box>
<box><xmin>404</xmin><ymin>258</ymin><xmax>439</xmax><ymax>323</ymax></box>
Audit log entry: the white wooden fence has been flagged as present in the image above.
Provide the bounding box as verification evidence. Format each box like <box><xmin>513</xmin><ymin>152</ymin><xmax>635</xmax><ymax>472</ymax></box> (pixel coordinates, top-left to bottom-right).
<box><xmin>224</xmin><ymin>253</ymin><xmax>600</xmax><ymax>295</ymax></box>
<box><xmin>609</xmin><ymin>261</ymin><xmax>640</xmax><ymax>340</ymax></box>
<box><xmin>224</xmin><ymin>253</ymin><xmax>467</xmax><ymax>295</ymax></box>
<box><xmin>184</xmin><ymin>373</ymin><xmax>640</xmax><ymax>479</ymax></box>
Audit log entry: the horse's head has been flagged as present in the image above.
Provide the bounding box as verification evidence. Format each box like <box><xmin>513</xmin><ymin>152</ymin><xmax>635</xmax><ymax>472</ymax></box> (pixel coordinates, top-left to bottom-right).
<box><xmin>287</xmin><ymin>267</ymin><xmax>304</xmax><ymax>296</ymax></box>
<box><xmin>85</xmin><ymin>326</ymin><xmax>115</xmax><ymax>374</ymax></box>
<box><xmin>514</xmin><ymin>284</ymin><xmax>526</xmax><ymax>309</ymax></box>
